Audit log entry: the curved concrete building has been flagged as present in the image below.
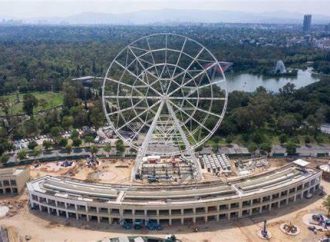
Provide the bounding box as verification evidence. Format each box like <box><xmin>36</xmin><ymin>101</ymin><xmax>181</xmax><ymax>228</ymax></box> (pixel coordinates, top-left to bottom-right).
<box><xmin>27</xmin><ymin>164</ymin><xmax>321</xmax><ymax>225</ymax></box>
<box><xmin>320</xmin><ymin>163</ymin><xmax>330</xmax><ymax>181</ymax></box>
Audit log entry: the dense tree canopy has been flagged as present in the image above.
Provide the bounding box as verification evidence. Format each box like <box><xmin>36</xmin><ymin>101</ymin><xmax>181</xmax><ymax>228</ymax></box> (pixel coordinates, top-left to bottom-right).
<box><xmin>0</xmin><ymin>25</ymin><xmax>329</xmax><ymax>156</ymax></box>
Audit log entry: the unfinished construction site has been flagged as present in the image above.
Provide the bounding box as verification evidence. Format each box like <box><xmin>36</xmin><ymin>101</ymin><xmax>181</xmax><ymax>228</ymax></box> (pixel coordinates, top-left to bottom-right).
<box><xmin>0</xmin><ymin>33</ymin><xmax>329</xmax><ymax>241</ymax></box>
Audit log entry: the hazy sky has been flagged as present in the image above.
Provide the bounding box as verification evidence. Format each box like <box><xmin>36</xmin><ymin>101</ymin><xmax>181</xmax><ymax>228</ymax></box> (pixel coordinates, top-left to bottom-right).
<box><xmin>1</xmin><ymin>0</ymin><xmax>329</xmax><ymax>19</ymax></box>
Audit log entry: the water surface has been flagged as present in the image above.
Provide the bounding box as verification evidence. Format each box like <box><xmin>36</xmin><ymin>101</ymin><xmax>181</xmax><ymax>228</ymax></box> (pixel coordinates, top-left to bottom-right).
<box><xmin>225</xmin><ymin>68</ymin><xmax>320</xmax><ymax>93</ymax></box>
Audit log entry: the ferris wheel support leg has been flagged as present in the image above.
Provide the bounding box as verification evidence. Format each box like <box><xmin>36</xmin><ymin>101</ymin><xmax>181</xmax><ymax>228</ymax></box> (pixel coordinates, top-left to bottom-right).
<box><xmin>131</xmin><ymin>101</ymin><xmax>165</xmax><ymax>181</ymax></box>
<box><xmin>166</xmin><ymin>102</ymin><xmax>203</xmax><ymax>181</ymax></box>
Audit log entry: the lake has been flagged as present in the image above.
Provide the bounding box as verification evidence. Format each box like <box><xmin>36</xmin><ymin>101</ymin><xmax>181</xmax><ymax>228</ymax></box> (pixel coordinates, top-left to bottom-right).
<box><xmin>224</xmin><ymin>68</ymin><xmax>320</xmax><ymax>93</ymax></box>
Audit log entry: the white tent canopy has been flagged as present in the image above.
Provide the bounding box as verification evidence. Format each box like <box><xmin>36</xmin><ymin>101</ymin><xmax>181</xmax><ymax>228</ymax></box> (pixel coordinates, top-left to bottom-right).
<box><xmin>293</xmin><ymin>159</ymin><xmax>310</xmax><ymax>167</ymax></box>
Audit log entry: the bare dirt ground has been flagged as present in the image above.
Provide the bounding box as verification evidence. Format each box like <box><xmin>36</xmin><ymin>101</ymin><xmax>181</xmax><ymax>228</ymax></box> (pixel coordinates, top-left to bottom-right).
<box><xmin>29</xmin><ymin>158</ymin><xmax>134</xmax><ymax>184</ymax></box>
<box><xmin>1</xmin><ymin>158</ymin><xmax>330</xmax><ymax>242</ymax></box>
<box><xmin>28</xmin><ymin>157</ymin><xmax>289</xmax><ymax>186</ymax></box>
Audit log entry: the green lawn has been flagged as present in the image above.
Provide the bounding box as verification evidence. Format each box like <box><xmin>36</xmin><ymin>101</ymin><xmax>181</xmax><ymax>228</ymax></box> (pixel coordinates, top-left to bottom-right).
<box><xmin>0</xmin><ymin>91</ymin><xmax>64</xmax><ymax>115</ymax></box>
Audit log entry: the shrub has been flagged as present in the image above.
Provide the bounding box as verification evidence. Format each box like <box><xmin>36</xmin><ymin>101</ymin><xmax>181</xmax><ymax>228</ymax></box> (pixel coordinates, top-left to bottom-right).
<box><xmin>28</xmin><ymin>141</ymin><xmax>38</xmax><ymax>150</ymax></box>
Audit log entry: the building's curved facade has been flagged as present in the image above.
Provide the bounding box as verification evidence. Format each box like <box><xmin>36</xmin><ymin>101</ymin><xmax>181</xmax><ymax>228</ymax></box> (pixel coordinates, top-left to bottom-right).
<box><xmin>27</xmin><ymin>164</ymin><xmax>321</xmax><ymax>225</ymax></box>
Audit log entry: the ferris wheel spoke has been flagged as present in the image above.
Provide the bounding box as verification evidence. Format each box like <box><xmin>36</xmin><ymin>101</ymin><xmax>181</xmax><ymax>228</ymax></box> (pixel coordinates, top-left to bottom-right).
<box><xmin>145</xmin><ymin>37</ymin><xmax>161</xmax><ymax>77</ymax></box>
<box><xmin>129</xmin><ymin>45</ymin><xmax>150</xmax><ymax>53</ymax></box>
<box><xmin>113</xmin><ymin>60</ymin><xmax>162</xmax><ymax>97</ymax></box>
<box><xmin>194</xmin><ymin>78</ymin><xmax>225</xmax><ymax>91</ymax></box>
<box><xmin>171</xmin><ymin>47</ymin><xmax>205</xmax><ymax>81</ymax></box>
<box><xmin>169</xmin><ymin>96</ymin><xmax>225</xmax><ymax>101</ymax></box>
<box><xmin>129</xmin><ymin>46</ymin><xmax>157</xmax><ymax>68</ymax></box>
<box><xmin>124</xmin><ymin>46</ymin><xmax>209</xmax><ymax>81</ymax></box>
<box><xmin>127</xmin><ymin>46</ymin><xmax>161</xmax><ymax>82</ymax></box>
<box><xmin>184</xmin><ymin>98</ymin><xmax>215</xmax><ymax>136</ymax></box>
<box><xmin>165</xmin><ymin>35</ymin><xmax>168</xmax><ymax>64</ymax></box>
<box><xmin>166</xmin><ymin>101</ymin><xmax>195</xmax><ymax>151</ymax></box>
<box><xmin>165</xmin><ymin>66</ymin><xmax>185</xmax><ymax>94</ymax></box>
<box><xmin>105</xmin><ymin>95</ymin><xmax>160</xmax><ymax>100</ymax></box>
<box><xmin>168</xmin><ymin>99</ymin><xmax>212</xmax><ymax>134</ymax></box>
<box><xmin>157</xmin><ymin>65</ymin><xmax>167</xmax><ymax>94</ymax></box>
<box><xmin>128</xmin><ymin>46</ymin><xmax>149</xmax><ymax>71</ymax></box>
<box><xmin>105</xmin><ymin>77</ymin><xmax>150</xmax><ymax>104</ymax></box>
<box><xmin>117</xmin><ymin>99</ymin><xmax>162</xmax><ymax>132</ymax></box>
<box><xmin>168</xmin><ymin>62</ymin><xmax>217</xmax><ymax>97</ymax></box>
<box><xmin>183</xmin><ymin>47</ymin><xmax>205</xmax><ymax>75</ymax></box>
<box><xmin>185</xmin><ymin>98</ymin><xmax>223</xmax><ymax>119</ymax></box>
<box><xmin>130</xmin><ymin>107</ymin><xmax>155</xmax><ymax>142</ymax></box>
<box><xmin>181</xmin><ymin>121</ymin><xmax>198</xmax><ymax>145</ymax></box>
<box><xmin>180</xmin><ymin>79</ymin><xmax>225</xmax><ymax>103</ymax></box>
<box><xmin>104</xmin><ymin>77</ymin><xmax>138</xmax><ymax>89</ymax></box>
<box><xmin>171</xmin><ymin>37</ymin><xmax>188</xmax><ymax>79</ymax></box>
<box><xmin>128</xmin><ymin>120</ymin><xmax>146</xmax><ymax>144</ymax></box>
<box><xmin>106</xmin><ymin>98</ymin><xmax>145</xmax><ymax>116</ymax></box>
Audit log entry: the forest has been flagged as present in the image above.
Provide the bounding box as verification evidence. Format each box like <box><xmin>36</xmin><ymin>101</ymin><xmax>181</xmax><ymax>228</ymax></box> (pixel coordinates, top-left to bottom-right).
<box><xmin>0</xmin><ymin>25</ymin><xmax>330</xmax><ymax>158</ymax></box>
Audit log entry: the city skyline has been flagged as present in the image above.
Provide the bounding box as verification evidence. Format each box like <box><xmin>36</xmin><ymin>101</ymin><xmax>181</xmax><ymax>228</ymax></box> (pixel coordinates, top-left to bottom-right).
<box><xmin>0</xmin><ymin>0</ymin><xmax>330</xmax><ymax>20</ymax></box>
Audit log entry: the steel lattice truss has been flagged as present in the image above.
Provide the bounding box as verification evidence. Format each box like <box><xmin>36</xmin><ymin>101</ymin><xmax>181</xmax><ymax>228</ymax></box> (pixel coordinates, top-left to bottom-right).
<box><xmin>102</xmin><ymin>33</ymin><xmax>228</xmax><ymax>179</ymax></box>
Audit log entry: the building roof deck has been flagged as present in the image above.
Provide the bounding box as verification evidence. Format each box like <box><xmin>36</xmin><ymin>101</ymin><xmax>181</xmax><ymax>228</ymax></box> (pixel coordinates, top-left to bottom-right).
<box><xmin>0</xmin><ymin>167</ymin><xmax>26</xmax><ymax>176</ymax></box>
<box><xmin>27</xmin><ymin>164</ymin><xmax>320</xmax><ymax>205</ymax></box>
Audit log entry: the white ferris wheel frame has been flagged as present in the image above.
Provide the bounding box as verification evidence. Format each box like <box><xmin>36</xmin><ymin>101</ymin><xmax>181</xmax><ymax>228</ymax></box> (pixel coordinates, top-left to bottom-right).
<box><xmin>102</xmin><ymin>33</ymin><xmax>228</xmax><ymax>179</ymax></box>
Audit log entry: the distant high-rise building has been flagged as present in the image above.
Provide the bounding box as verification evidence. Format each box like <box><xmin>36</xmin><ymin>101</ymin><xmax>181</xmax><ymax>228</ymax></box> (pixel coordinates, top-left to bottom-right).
<box><xmin>303</xmin><ymin>15</ymin><xmax>312</xmax><ymax>32</ymax></box>
<box><xmin>326</xmin><ymin>23</ymin><xmax>330</xmax><ymax>32</ymax></box>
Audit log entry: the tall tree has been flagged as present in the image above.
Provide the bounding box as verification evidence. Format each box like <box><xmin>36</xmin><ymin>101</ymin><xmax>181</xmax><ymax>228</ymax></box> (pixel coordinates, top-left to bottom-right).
<box><xmin>23</xmin><ymin>93</ymin><xmax>38</xmax><ymax>116</ymax></box>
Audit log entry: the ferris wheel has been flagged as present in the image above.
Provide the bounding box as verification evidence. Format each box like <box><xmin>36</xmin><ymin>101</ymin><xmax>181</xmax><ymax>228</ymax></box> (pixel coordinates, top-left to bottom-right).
<box><xmin>102</xmin><ymin>33</ymin><xmax>227</xmax><ymax>178</ymax></box>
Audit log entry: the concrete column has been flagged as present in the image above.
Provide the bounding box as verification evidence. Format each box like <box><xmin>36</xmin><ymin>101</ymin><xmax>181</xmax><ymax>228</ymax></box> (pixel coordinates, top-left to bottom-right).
<box><xmin>193</xmin><ymin>216</ymin><xmax>196</xmax><ymax>223</ymax></box>
<box><xmin>97</xmin><ymin>216</ymin><xmax>101</xmax><ymax>223</ymax></box>
<box><xmin>75</xmin><ymin>204</ymin><xmax>78</xmax><ymax>211</ymax></box>
<box><xmin>169</xmin><ymin>219</ymin><xmax>172</xmax><ymax>226</ymax></box>
<box><xmin>56</xmin><ymin>209</ymin><xmax>59</xmax><ymax>216</ymax></box>
<box><xmin>181</xmin><ymin>218</ymin><xmax>184</xmax><ymax>225</ymax></box>
<box><xmin>47</xmin><ymin>207</ymin><xmax>50</xmax><ymax>214</ymax></box>
<box><xmin>119</xmin><ymin>209</ymin><xmax>123</xmax><ymax>220</ymax></box>
<box><xmin>66</xmin><ymin>211</ymin><xmax>69</xmax><ymax>219</ymax></box>
<box><xmin>76</xmin><ymin>213</ymin><xmax>79</xmax><ymax>220</ymax></box>
<box><xmin>86</xmin><ymin>215</ymin><xmax>90</xmax><ymax>222</ymax></box>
